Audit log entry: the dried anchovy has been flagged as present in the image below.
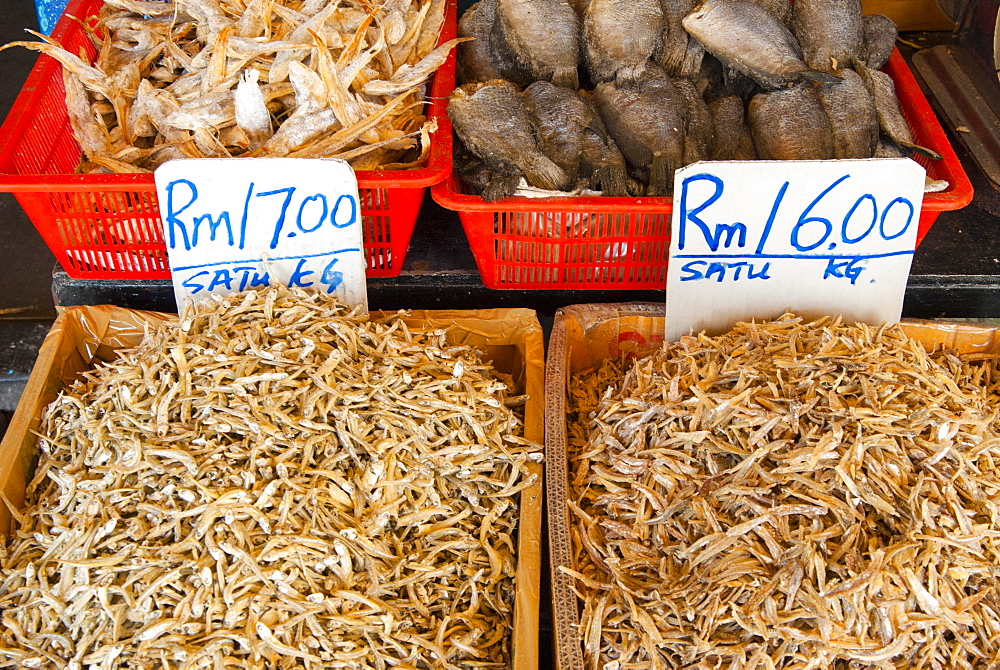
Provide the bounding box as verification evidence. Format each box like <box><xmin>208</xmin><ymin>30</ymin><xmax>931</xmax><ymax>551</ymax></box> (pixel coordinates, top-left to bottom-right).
<box><xmin>0</xmin><ymin>286</ymin><xmax>538</xmax><ymax>669</ymax></box>
<box><xmin>566</xmin><ymin>313</ymin><xmax>1000</xmax><ymax>670</ymax></box>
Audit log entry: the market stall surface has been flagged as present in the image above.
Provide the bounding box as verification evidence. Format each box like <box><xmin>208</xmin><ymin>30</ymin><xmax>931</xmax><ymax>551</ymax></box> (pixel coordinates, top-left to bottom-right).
<box><xmin>0</xmin><ymin>0</ymin><xmax>998</xmax><ymax>667</ymax></box>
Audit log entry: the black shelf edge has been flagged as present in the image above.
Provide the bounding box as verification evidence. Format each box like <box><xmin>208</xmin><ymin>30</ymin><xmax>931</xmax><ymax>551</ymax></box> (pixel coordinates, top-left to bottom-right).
<box><xmin>51</xmin><ymin>267</ymin><xmax>1000</xmax><ymax>318</ymax></box>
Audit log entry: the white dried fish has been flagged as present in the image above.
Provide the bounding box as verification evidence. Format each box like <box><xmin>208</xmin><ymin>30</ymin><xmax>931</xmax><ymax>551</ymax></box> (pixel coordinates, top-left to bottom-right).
<box><xmin>0</xmin><ymin>0</ymin><xmax>457</xmax><ymax>171</ymax></box>
<box><xmin>63</xmin><ymin>70</ymin><xmax>110</xmax><ymax>158</ymax></box>
<box><xmin>234</xmin><ymin>69</ymin><xmax>272</xmax><ymax>148</ymax></box>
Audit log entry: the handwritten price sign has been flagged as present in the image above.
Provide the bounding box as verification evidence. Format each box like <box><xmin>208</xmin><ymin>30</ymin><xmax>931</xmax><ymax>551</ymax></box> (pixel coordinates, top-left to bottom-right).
<box><xmin>665</xmin><ymin>158</ymin><xmax>925</xmax><ymax>341</ymax></box>
<box><xmin>155</xmin><ymin>158</ymin><xmax>368</xmax><ymax>311</ymax></box>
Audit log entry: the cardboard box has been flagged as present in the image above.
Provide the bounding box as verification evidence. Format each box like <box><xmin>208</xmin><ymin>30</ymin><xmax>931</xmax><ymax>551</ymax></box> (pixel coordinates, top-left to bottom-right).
<box><xmin>544</xmin><ymin>302</ymin><xmax>1000</xmax><ymax>670</ymax></box>
<box><xmin>0</xmin><ymin>304</ymin><xmax>543</xmax><ymax>670</ymax></box>
<box><xmin>861</xmin><ymin>0</ymin><xmax>955</xmax><ymax>30</ymax></box>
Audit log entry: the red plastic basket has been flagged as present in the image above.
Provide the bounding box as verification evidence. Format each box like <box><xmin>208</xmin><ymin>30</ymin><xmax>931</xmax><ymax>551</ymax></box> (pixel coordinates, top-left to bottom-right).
<box><xmin>433</xmin><ymin>49</ymin><xmax>973</xmax><ymax>290</ymax></box>
<box><xmin>0</xmin><ymin>0</ymin><xmax>456</xmax><ymax>280</ymax></box>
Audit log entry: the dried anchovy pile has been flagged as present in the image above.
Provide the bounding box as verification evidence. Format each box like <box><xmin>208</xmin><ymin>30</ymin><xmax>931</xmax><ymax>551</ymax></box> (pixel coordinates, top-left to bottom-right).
<box><xmin>566</xmin><ymin>314</ymin><xmax>1000</xmax><ymax>669</ymax></box>
<box><xmin>1</xmin><ymin>0</ymin><xmax>459</xmax><ymax>172</ymax></box>
<box><xmin>0</xmin><ymin>287</ymin><xmax>537</xmax><ymax>669</ymax></box>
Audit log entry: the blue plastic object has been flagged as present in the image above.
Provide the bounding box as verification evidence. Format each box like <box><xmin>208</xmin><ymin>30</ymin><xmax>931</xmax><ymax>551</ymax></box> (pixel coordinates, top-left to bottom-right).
<box><xmin>35</xmin><ymin>0</ymin><xmax>69</xmax><ymax>34</ymax></box>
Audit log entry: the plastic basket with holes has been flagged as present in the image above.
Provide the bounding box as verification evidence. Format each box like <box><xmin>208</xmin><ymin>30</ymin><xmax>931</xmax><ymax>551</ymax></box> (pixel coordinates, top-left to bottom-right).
<box><xmin>0</xmin><ymin>0</ymin><xmax>456</xmax><ymax>280</ymax></box>
<box><xmin>432</xmin><ymin>50</ymin><xmax>973</xmax><ymax>291</ymax></box>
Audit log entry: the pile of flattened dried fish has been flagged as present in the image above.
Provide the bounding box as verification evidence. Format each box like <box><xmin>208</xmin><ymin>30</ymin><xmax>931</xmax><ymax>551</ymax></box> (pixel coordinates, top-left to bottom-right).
<box><xmin>0</xmin><ymin>0</ymin><xmax>461</xmax><ymax>172</ymax></box>
<box><xmin>565</xmin><ymin>314</ymin><xmax>1000</xmax><ymax>668</ymax></box>
<box><xmin>450</xmin><ymin>0</ymin><xmax>942</xmax><ymax>201</ymax></box>
<box><xmin>0</xmin><ymin>286</ymin><xmax>538</xmax><ymax>668</ymax></box>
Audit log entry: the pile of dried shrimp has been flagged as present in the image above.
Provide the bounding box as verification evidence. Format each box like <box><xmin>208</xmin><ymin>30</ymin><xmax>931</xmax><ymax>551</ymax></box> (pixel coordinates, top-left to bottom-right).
<box><xmin>0</xmin><ymin>0</ymin><xmax>461</xmax><ymax>172</ymax></box>
<box><xmin>0</xmin><ymin>286</ymin><xmax>538</xmax><ymax>668</ymax></box>
<box><xmin>566</xmin><ymin>313</ymin><xmax>1000</xmax><ymax>669</ymax></box>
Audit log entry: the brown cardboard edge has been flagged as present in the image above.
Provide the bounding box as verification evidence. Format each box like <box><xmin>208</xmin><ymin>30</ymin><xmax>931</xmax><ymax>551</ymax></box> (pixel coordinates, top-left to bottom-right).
<box><xmin>545</xmin><ymin>303</ymin><xmax>663</xmax><ymax>670</ymax></box>
<box><xmin>545</xmin><ymin>303</ymin><xmax>1000</xmax><ymax>670</ymax></box>
<box><xmin>545</xmin><ymin>307</ymin><xmax>586</xmax><ymax>670</ymax></box>
<box><xmin>0</xmin><ymin>305</ymin><xmax>543</xmax><ymax>670</ymax></box>
<box><xmin>511</xmin><ymin>312</ymin><xmax>544</xmax><ymax>670</ymax></box>
<box><xmin>0</xmin><ymin>310</ymin><xmax>72</xmax><ymax>534</ymax></box>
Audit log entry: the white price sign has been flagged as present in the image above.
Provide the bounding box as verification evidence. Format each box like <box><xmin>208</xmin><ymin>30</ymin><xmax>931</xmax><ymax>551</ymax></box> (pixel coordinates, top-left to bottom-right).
<box><xmin>665</xmin><ymin>158</ymin><xmax>926</xmax><ymax>342</ymax></box>
<box><xmin>155</xmin><ymin>158</ymin><xmax>368</xmax><ymax>311</ymax></box>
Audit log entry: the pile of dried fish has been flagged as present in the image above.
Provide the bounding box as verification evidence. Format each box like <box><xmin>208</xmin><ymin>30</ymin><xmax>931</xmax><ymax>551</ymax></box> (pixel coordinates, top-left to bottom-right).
<box><xmin>450</xmin><ymin>0</ymin><xmax>941</xmax><ymax>201</ymax></box>
<box><xmin>565</xmin><ymin>314</ymin><xmax>1000</xmax><ymax>668</ymax></box>
<box><xmin>0</xmin><ymin>0</ymin><xmax>461</xmax><ymax>172</ymax></box>
<box><xmin>0</xmin><ymin>286</ymin><xmax>539</xmax><ymax>668</ymax></box>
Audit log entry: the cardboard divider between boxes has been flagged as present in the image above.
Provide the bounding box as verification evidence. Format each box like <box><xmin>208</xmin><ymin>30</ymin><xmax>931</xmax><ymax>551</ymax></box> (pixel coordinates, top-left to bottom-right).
<box><xmin>544</xmin><ymin>302</ymin><xmax>1000</xmax><ymax>670</ymax></box>
<box><xmin>0</xmin><ymin>304</ymin><xmax>544</xmax><ymax>670</ymax></box>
